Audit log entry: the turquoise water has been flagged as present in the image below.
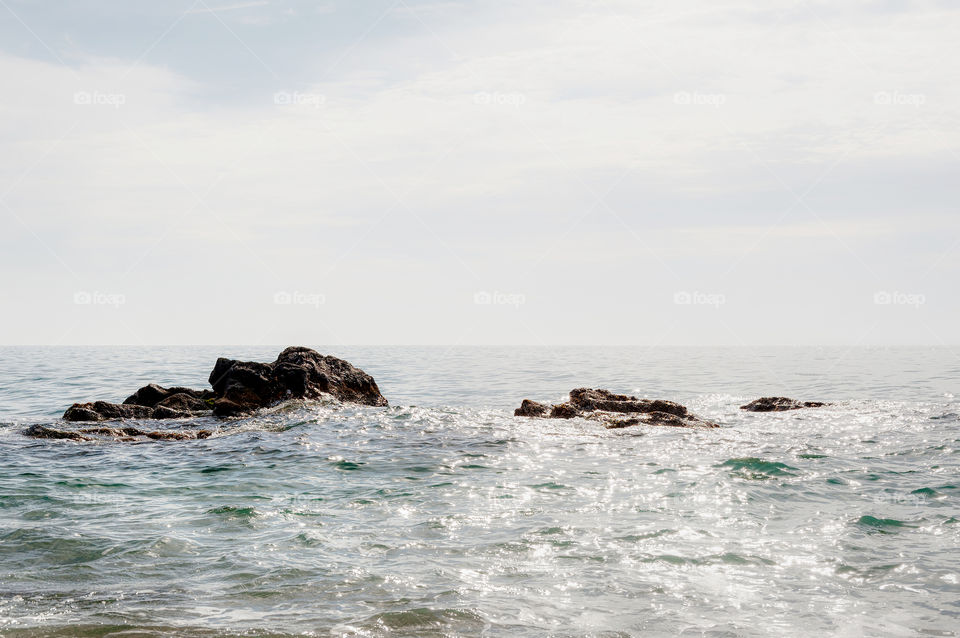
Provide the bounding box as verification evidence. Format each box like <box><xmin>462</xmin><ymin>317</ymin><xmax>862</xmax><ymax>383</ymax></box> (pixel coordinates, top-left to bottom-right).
<box><xmin>0</xmin><ymin>346</ymin><xmax>958</xmax><ymax>636</ymax></box>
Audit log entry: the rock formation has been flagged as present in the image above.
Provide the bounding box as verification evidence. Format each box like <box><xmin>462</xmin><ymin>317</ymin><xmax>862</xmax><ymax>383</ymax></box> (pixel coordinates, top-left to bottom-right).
<box><xmin>739</xmin><ymin>397</ymin><xmax>827</xmax><ymax>412</ymax></box>
<box><xmin>514</xmin><ymin>388</ymin><xmax>719</xmax><ymax>429</ymax></box>
<box><xmin>57</xmin><ymin>346</ymin><xmax>387</xmax><ymax>423</ymax></box>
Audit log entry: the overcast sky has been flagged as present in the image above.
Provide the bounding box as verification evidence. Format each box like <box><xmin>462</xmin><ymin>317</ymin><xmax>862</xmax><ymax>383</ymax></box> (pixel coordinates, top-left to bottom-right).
<box><xmin>0</xmin><ymin>0</ymin><xmax>957</xmax><ymax>345</ymax></box>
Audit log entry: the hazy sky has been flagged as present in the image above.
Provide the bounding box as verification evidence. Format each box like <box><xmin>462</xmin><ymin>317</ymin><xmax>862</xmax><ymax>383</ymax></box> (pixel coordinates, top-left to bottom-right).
<box><xmin>0</xmin><ymin>0</ymin><xmax>957</xmax><ymax>345</ymax></box>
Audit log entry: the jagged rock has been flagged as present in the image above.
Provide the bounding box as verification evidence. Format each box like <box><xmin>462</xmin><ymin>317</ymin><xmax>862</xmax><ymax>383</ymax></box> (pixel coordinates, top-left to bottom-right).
<box><xmin>209</xmin><ymin>346</ymin><xmax>387</xmax><ymax>416</ymax></box>
<box><xmin>514</xmin><ymin>399</ymin><xmax>548</xmax><ymax>417</ymax></box>
<box><xmin>515</xmin><ymin>388</ymin><xmax>719</xmax><ymax>429</ymax></box>
<box><xmin>740</xmin><ymin>397</ymin><xmax>827</xmax><ymax>412</ymax></box>
<box><xmin>59</xmin><ymin>347</ymin><xmax>387</xmax><ymax>424</ymax></box>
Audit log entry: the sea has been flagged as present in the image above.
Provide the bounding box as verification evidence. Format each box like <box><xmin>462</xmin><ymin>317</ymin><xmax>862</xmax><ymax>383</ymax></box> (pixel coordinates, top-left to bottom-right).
<box><xmin>0</xmin><ymin>345</ymin><xmax>957</xmax><ymax>637</ymax></box>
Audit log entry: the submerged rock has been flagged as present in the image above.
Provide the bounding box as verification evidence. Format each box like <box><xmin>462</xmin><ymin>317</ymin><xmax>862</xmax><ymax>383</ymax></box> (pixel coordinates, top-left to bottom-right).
<box><xmin>514</xmin><ymin>388</ymin><xmax>719</xmax><ymax>429</ymax></box>
<box><xmin>57</xmin><ymin>346</ymin><xmax>387</xmax><ymax>425</ymax></box>
<box><xmin>739</xmin><ymin>397</ymin><xmax>827</xmax><ymax>412</ymax></box>
<box><xmin>23</xmin><ymin>424</ymin><xmax>92</xmax><ymax>441</ymax></box>
<box><xmin>23</xmin><ymin>423</ymin><xmax>212</xmax><ymax>442</ymax></box>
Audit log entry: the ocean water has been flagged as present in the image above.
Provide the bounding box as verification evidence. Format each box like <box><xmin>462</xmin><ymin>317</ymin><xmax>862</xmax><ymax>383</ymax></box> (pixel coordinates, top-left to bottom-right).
<box><xmin>0</xmin><ymin>345</ymin><xmax>958</xmax><ymax>637</ymax></box>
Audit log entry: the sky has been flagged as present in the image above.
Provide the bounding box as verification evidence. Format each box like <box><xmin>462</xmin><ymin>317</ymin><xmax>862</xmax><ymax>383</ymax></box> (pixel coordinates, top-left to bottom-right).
<box><xmin>0</xmin><ymin>0</ymin><xmax>957</xmax><ymax>346</ymax></box>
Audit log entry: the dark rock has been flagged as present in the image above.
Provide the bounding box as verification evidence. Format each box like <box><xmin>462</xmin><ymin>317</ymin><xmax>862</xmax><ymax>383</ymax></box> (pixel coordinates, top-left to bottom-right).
<box><xmin>514</xmin><ymin>399</ymin><xmax>548</xmax><ymax>417</ymax></box>
<box><xmin>515</xmin><ymin>388</ymin><xmax>719</xmax><ymax>429</ymax></box>
<box><xmin>209</xmin><ymin>346</ymin><xmax>387</xmax><ymax>416</ymax></box>
<box><xmin>601</xmin><ymin>411</ymin><xmax>719</xmax><ymax>429</ymax></box>
<box><xmin>550</xmin><ymin>403</ymin><xmax>579</xmax><ymax>419</ymax></box>
<box><xmin>157</xmin><ymin>392</ymin><xmax>212</xmax><ymax>413</ymax></box>
<box><xmin>63</xmin><ymin>401</ymin><xmax>154</xmax><ymax>422</ymax></box>
<box><xmin>23</xmin><ymin>424</ymin><xmax>214</xmax><ymax>442</ymax></box>
<box><xmin>23</xmin><ymin>424</ymin><xmax>91</xmax><ymax>441</ymax></box>
<box><xmin>60</xmin><ymin>346</ymin><xmax>387</xmax><ymax>424</ymax></box>
<box><xmin>739</xmin><ymin>397</ymin><xmax>827</xmax><ymax>412</ymax></box>
<box><xmin>124</xmin><ymin>384</ymin><xmax>213</xmax><ymax>408</ymax></box>
<box><xmin>123</xmin><ymin>383</ymin><xmax>170</xmax><ymax>407</ymax></box>
<box><xmin>570</xmin><ymin>388</ymin><xmax>688</xmax><ymax>417</ymax></box>
<box><xmin>151</xmin><ymin>405</ymin><xmax>191</xmax><ymax>420</ymax></box>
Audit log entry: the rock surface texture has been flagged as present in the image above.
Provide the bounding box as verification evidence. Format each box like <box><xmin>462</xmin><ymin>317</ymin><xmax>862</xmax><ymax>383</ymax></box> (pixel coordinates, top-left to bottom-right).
<box><xmin>514</xmin><ymin>388</ymin><xmax>720</xmax><ymax>429</ymax></box>
<box><xmin>739</xmin><ymin>397</ymin><xmax>827</xmax><ymax>412</ymax></box>
<box><xmin>57</xmin><ymin>347</ymin><xmax>387</xmax><ymax>424</ymax></box>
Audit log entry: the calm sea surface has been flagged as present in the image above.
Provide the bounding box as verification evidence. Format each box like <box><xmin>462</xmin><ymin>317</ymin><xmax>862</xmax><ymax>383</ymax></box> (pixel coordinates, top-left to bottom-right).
<box><xmin>0</xmin><ymin>346</ymin><xmax>958</xmax><ymax>637</ymax></box>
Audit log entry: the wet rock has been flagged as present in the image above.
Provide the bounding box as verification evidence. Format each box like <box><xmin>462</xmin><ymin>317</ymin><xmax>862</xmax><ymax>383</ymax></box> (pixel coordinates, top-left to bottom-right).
<box><xmin>23</xmin><ymin>424</ymin><xmax>213</xmax><ymax>442</ymax></box>
<box><xmin>739</xmin><ymin>397</ymin><xmax>827</xmax><ymax>412</ymax></box>
<box><xmin>60</xmin><ymin>346</ymin><xmax>387</xmax><ymax>423</ymax></box>
<box><xmin>209</xmin><ymin>346</ymin><xmax>387</xmax><ymax>416</ymax></box>
<box><xmin>514</xmin><ymin>400</ymin><xmax>549</xmax><ymax>417</ymax></box>
<box><xmin>600</xmin><ymin>411</ymin><xmax>717</xmax><ymax>429</ymax></box>
<box><xmin>550</xmin><ymin>403</ymin><xmax>579</xmax><ymax>419</ymax></box>
<box><xmin>23</xmin><ymin>424</ymin><xmax>92</xmax><ymax>441</ymax></box>
<box><xmin>514</xmin><ymin>388</ymin><xmax>719</xmax><ymax>429</ymax></box>
<box><xmin>63</xmin><ymin>401</ymin><xmax>155</xmax><ymax>422</ymax></box>
<box><xmin>570</xmin><ymin>388</ymin><xmax>688</xmax><ymax>417</ymax></box>
<box><xmin>124</xmin><ymin>384</ymin><xmax>214</xmax><ymax>409</ymax></box>
<box><xmin>157</xmin><ymin>392</ymin><xmax>213</xmax><ymax>413</ymax></box>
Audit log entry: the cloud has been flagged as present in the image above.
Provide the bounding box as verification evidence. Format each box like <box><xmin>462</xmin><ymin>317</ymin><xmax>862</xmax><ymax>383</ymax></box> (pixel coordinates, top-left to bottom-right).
<box><xmin>0</xmin><ymin>0</ymin><xmax>957</xmax><ymax>344</ymax></box>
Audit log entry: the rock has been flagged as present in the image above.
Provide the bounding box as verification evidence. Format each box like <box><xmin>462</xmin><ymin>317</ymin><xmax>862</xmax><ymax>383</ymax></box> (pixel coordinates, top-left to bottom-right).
<box><xmin>739</xmin><ymin>397</ymin><xmax>827</xmax><ymax>412</ymax></box>
<box><xmin>156</xmin><ymin>392</ymin><xmax>212</xmax><ymax>413</ymax></box>
<box><xmin>151</xmin><ymin>405</ymin><xmax>192</xmax><ymax>420</ymax></box>
<box><xmin>23</xmin><ymin>424</ymin><xmax>92</xmax><ymax>441</ymax></box>
<box><xmin>570</xmin><ymin>388</ymin><xmax>688</xmax><ymax>417</ymax></box>
<box><xmin>60</xmin><ymin>346</ymin><xmax>387</xmax><ymax>423</ymax></box>
<box><xmin>209</xmin><ymin>346</ymin><xmax>387</xmax><ymax>416</ymax></box>
<box><xmin>63</xmin><ymin>401</ymin><xmax>155</xmax><ymax>422</ymax></box>
<box><xmin>123</xmin><ymin>383</ymin><xmax>170</xmax><ymax>407</ymax></box>
<box><xmin>124</xmin><ymin>384</ymin><xmax>214</xmax><ymax>408</ymax></box>
<box><xmin>515</xmin><ymin>388</ymin><xmax>719</xmax><ymax>429</ymax></box>
<box><xmin>23</xmin><ymin>424</ymin><xmax>213</xmax><ymax>441</ymax></box>
<box><xmin>514</xmin><ymin>399</ymin><xmax>548</xmax><ymax>417</ymax></box>
<box><xmin>600</xmin><ymin>412</ymin><xmax>717</xmax><ymax>429</ymax></box>
<box><xmin>550</xmin><ymin>403</ymin><xmax>579</xmax><ymax>419</ymax></box>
